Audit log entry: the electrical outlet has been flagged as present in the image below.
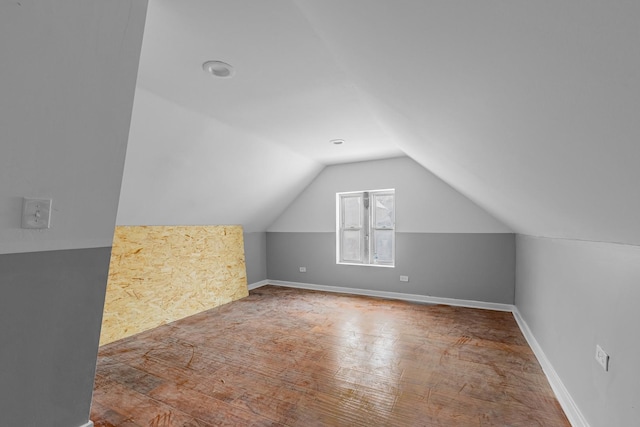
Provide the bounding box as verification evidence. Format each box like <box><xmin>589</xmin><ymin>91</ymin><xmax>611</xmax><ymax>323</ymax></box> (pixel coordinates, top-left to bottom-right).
<box><xmin>299</xmin><ymin>267</ymin><xmax>306</xmax><ymax>273</ymax></box>
<box><xmin>595</xmin><ymin>344</ymin><xmax>609</xmax><ymax>371</ymax></box>
<box><xmin>399</xmin><ymin>275</ymin><xmax>409</xmax><ymax>282</ymax></box>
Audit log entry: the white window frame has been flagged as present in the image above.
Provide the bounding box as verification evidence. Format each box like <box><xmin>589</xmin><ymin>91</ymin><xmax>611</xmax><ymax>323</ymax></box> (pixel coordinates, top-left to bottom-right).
<box><xmin>336</xmin><ymin>188</ymin><xmax>395</xmax><ymax>267</ymax></box>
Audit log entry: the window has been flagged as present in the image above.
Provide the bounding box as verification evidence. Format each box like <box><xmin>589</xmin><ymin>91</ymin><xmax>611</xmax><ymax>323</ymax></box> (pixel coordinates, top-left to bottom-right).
<box><xmin>336</xmin><ymin>189</ymin><xmax>395</xmax><ymax>267</ymax></box>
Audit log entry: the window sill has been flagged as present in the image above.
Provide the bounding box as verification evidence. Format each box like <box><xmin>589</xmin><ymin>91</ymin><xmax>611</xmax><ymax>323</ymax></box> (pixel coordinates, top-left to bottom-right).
<box><xmin>337</xmin><ymin>262</ymin><xmax>395</xmax><ymax>268</ymax></box>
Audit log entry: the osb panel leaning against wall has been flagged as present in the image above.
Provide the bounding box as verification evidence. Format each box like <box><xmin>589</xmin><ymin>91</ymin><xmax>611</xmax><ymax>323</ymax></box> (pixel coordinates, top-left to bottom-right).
<box><xmin>100</xmin><ymin>225</ymin><xmax>248</xmax><ymax>346</ymax></box>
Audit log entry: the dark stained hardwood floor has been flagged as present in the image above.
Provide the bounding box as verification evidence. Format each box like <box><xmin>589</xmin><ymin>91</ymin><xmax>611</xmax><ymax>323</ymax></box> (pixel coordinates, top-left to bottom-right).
<box><xmin>91</xmin><ymin>285</ymin><xmax>570</xmax><ymax>426</ymax></box>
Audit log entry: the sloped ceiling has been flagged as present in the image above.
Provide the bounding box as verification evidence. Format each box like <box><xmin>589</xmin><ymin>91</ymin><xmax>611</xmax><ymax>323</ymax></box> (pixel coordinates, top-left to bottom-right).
<box><xmin>119</xmin><ymin>0</ymin><xmax>640</xmax><ymax>245</ymax></box>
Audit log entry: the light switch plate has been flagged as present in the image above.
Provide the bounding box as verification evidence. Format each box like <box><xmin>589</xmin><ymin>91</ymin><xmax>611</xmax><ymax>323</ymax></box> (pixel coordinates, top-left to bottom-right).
<box><xmin>22</xmin><ymin>198</ymin><xmax>52</xmax><ymax>229</ymax></box>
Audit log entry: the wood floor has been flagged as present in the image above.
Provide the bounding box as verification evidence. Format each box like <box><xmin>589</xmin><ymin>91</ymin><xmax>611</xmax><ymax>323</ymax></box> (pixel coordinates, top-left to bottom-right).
<box><xmin>91</xmin><ymin>285</ymin><xmax>570</xmax><ymax>426</ymax></box>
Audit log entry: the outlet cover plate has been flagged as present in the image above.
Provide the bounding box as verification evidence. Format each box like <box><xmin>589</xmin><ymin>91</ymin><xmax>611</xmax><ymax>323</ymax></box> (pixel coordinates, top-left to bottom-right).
<box><xmin>22</xmin><ymin>198</ymin><xmax>52</xmax><ymax>229</ymax></box>
<box><xmin>399</xmin><ymin>275</ymin><xmax>409</xmax><ymax>282</ymax></box>
<box><xmin>595</xmin><ymin>344</ymin><xmax>609</xmax><ymax>371</ymax></box>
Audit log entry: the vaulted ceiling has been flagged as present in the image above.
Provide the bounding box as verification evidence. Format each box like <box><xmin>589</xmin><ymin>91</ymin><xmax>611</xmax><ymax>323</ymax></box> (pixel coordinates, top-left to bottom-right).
<box><xmin>117</xmin><ymin>0</ymin><xmax>640</xmax><ymax>244</ymax></box>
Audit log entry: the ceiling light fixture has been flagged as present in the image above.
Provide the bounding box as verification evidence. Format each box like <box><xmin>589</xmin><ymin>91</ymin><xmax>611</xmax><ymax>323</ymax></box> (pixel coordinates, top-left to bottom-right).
<box><xmin>202</xmin><ymin>60</ymin><xmax>235</xmax><ymax>78</ymax></box>
<box><xmin>331</xmin><ymin>139</ymin><xmax>345</xmax><ymax>145</ymax></box>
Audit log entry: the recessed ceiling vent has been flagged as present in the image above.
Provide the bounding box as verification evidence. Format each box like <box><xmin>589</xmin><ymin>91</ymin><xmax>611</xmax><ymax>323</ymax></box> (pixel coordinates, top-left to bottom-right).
<box><xmin>202</xmin><ymin>60</ymin><xmax>235</xmax><ymax>78</ymax></box>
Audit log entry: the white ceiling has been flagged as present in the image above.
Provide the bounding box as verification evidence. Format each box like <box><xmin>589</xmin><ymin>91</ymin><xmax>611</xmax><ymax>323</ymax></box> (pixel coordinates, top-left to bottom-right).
<box><xmin>120</xmin><ymin>0</ymin><xmax>640</xmax><ymax>244</ymax></box>
<box><xmin>135</xmin><ymin>0</ymin><xmax>404</xmax><ymax>165</ymax></box>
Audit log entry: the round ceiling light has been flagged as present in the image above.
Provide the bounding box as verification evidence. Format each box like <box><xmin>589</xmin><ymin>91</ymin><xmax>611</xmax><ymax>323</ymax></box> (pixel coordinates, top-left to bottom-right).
<box><xmin>202</xmin><ymin>60</ymin><xmax>235</xmax><ymax>78</ymax></box>
<box><xmin>331</xmin><ymin>139</ymin><xmax>345</xmax><ymax>145</ymax></box>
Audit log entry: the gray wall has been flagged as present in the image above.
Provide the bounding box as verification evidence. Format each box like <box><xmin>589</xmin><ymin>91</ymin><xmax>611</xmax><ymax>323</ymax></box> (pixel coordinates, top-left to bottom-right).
<box><xmin>244</xmin><ymin>232</ymin><xmax>267</xmax><ymax>285</ymax></box>
<box><xmin>266</xmin><ymin>157</ymin><xmax>514</xmax><ymax>304</ymax></box>
<box><xmin>0</xmin><ymin>248</ymin><xmax>112</xmax><ymax>427</ymax></box>
<box><xmin>268</xmin><ymin>232</ymin><xmax>515</xmax><ymax>304</ymax></box>
<box><xmin>0</xmin><ymin>2</ymin><xmax>147</xmax><ymax>426</ymax></box>
<box><xmin>516</xmin><ymin>235</ymin><xmax>640</xmax><ymax>427</ymax></box>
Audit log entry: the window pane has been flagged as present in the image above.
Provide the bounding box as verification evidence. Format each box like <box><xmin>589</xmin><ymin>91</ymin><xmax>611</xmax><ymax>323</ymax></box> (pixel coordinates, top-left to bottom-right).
<box><xmin>372</xmin><ymin>229</ymin><xmax>394</xmax><ymax>263</ymax></box>
<box><xmin>342</xmin><ymin>196</ymin><xmax>362</xmax><ymax>228</ymax></box>
<box><xmin>342</xmin><ymin>230</ymin><xmax>362</xmax><ymax>262</ymax></box>
<box><xmin>373</xmin><ymin>194</ymin><xmax>394</xmax><ymax>229</ymax></box>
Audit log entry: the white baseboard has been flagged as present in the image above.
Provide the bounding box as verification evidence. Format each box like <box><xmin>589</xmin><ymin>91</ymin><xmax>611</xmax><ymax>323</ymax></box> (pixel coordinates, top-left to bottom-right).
<box><xmin>78</xmin><ymin>421</ymin><xmax>94</xmax><ymax>427</ymax></box>
<box><xmin>257</xmin><ymin>279</ymin><xmax>588</xmax><ymax>427</ymax></box>
<box><xmin>247</xmin><ymin>279</ymin><xmax>270</xmax><ymax>290</ymax></box>
<box><xmin>265</xmin><ymin>280</ymin><xmax>514</xmax><ymax>311</ymax></box>
<box><xmin>512</xmin><ymin>307</ymin><xmax>590</xmax><ymax>427</ymax></box>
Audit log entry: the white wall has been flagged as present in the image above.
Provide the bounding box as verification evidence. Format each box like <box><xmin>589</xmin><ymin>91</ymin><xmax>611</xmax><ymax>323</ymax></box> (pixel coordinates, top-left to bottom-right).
<box><xmin>116</xmin><ymin>88</ymin><xmax>323</xmax><ymax>232</ymax></box>
<box><xmin>516</xmin><ymin>235</ymin><xmax>640</xmax><ymax>427</ymax></box>
<box><xmin>268</xmin><ymin>156</ymin><xmax>512</xmax><ymax>233</ymax></box>
<box><xmin>0</xmin><ymin>0</ymin><xmax>147</xmax><ymax>255</ymax></box>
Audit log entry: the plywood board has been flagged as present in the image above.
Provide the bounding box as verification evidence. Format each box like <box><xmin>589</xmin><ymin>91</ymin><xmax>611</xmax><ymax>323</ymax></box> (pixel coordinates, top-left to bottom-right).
<box><xmin>100</xmin><ymin>225</ymin><xmax>248</xmax><ymax>345</ymax></box>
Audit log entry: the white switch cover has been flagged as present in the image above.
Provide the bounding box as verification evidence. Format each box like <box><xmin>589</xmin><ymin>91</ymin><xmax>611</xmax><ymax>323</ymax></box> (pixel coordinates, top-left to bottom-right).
<box><xmin>400</xmin><ymin>275</ymin><xmax>409</xmax><ymax>282</ymax></box>
<box><xmin>595</xmin><ymin>344</ymin><xmax>609</xmax><ymax>371</ymax></box>
<box><xmin>299</xmin><ymin>267</ymin><xmax>306</xmax><ymax>273</ymax></box>
<box><xmin>22</xmin><ymin>198</ymin><xmax>52</xmax><ymax>229</ymax></box>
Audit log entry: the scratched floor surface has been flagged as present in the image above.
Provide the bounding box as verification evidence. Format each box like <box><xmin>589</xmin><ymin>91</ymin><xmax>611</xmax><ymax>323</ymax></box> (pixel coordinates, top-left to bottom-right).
<box><xmin>91</xmin><ymin>285</ymin><xmax>570</xmax><ymax>426</ymax></box>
